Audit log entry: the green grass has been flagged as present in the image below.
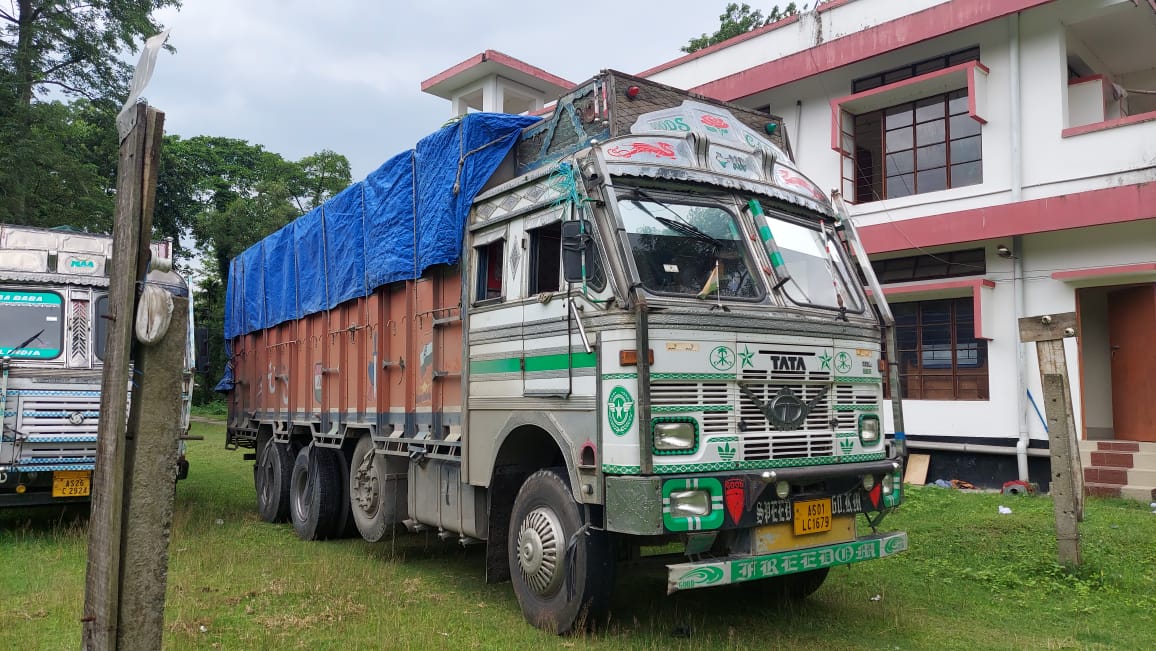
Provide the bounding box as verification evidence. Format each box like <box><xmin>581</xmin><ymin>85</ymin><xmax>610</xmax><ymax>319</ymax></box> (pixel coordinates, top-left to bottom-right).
<box><xmin>2</xmin><ymin>421</ymin><xmax>1155</xmax><ymax>650</ymax></box>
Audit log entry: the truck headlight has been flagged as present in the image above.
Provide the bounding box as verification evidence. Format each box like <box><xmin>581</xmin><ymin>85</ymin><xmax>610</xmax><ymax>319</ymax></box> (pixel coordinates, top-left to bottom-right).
<box><xmin>653</xmin><ymin>419</ymin><xmax>697</xmax><ymax>453</ymax></box>
<box><xmin>669</xmin><ymin>489</ymin><xmax>712</xmax><ymax>518</ymax></box>
<box><xmin>662</xmin><ymin>478</ymin><xmax>725</xmax><ymax>532</ymax></box>
<box><xmin>859</xmin><ymin>415</ymin><xmax>880</xmax><ymax>445</ymax></box>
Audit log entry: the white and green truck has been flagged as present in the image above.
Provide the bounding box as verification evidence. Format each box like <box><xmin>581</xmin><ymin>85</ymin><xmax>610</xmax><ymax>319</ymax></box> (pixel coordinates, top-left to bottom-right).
<box><xmin>223</xmin><ymin>71</ymin><xmax>907</xmax><ymax>633</ymax></box>
<box><xmin>0</xmin><ymin>224</ymin><xmax>195</xmax><ymax>507</ymax></box>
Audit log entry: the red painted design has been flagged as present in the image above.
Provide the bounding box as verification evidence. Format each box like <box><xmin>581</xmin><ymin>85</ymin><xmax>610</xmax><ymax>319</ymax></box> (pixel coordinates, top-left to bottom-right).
<box><xmin>606</xmin><ymin>141</ymin><xmax>677</xmax><ymax>159</ymax></box>
<box><xmin>701</xmin><ymin>115</ymin><xmax>730</xmax><ymax>129</ymax></box>
<box><xmin>775</xmin><ymin>167</ymin><xmax>827</xmax><ymax>202</ymax></box>
<box><xmin>724</xmin><ymin>478</ymin><xmax>745</xmax><ymax>525</ymax></box>
<box><xmin>868</xmin><ymin>483</ymin><xmax>882</xmax><ymax>510</ymax></box>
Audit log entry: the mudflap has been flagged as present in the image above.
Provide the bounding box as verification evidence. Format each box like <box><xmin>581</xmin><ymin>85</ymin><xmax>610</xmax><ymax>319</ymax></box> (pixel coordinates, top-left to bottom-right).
<box><xmin>666</xmin><ymin>531</ymin><xmax>907</xmax><ymax>594</ymax></box>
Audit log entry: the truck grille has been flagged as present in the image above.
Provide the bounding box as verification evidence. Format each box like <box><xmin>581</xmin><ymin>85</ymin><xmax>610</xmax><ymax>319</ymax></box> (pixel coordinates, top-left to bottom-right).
<box><xmin>2</xmin><ymin>389</ymin><xmax>100</xmax><ymax>470</ymax></box>
<box><xmin>648</xmin><ymin>379</ymin><xmax>880</xmax><ymax>463</ymax></box>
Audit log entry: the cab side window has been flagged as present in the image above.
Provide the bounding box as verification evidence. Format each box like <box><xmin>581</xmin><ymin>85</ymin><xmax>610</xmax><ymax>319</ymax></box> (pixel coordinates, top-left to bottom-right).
<box><xmin>529</xmin><ymin>222</ymin><xmax>562</xmax><ymax>295</ymax></box>
<box><xmin>475</xmin><ymin>239</ymin><xmax>505</xmax><ymax>302</ymax></box>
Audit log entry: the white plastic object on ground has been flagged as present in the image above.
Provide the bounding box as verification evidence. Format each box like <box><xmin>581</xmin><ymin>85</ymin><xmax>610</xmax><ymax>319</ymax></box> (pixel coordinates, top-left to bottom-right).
<box><xmin>998</xmin><ymin>505</ymin><xmax>1013</xmax><ymax>515</ymax></box>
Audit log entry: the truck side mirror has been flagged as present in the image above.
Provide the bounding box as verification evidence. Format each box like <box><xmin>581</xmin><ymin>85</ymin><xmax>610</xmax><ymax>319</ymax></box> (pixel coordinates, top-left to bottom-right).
<box><xmin>194</xmin><ymin>327</ymin><xmax>211</xmax><ymax>374</ymax></box>
<box><xmin>561</xmin><ymin>220</ymin><xmax>594</xmax><ymax>283</ymax></box>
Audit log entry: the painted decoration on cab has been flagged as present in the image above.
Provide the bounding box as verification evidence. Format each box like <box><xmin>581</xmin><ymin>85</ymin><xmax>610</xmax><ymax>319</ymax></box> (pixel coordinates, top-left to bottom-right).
<box><xmin>607</xmin><ymin>385</ymin><xmax>635</xmax><ymax>436</ymax></box>
<box><xmin>773</xmin><ymin>165</ymin><xmax>827</xmax><ymax>202</ymax></box>
<box><xmin>606</xmin><ymin>141</ymin><xmax>676</xmax><ymax>160</ymax></box>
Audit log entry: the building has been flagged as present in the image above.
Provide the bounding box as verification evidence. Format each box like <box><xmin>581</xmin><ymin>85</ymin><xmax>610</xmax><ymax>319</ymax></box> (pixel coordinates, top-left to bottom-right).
<box><xmin>422</xmin><ymin>0</ymin><xmax>1156</xmax><ymax>499</ymax></box>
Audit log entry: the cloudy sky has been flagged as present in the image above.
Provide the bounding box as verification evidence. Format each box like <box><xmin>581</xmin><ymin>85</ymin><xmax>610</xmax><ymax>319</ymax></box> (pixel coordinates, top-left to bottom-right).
<box><xmin>142</xmin><ymin>0</ymin><xmax>728</xmax><ymax>180</ymax></box>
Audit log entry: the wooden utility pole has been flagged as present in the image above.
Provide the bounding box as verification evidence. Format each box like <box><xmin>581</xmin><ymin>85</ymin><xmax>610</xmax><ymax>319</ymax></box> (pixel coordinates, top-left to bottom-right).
<box><xmin>1018</xmin><ymin>312</ymin><xmax>1082</xmax><ymax>566</ymax></box>
<box><xmin>82</xmin><ymin>102</ymin><xmax>185</xmax><ymax>650</ymax></box>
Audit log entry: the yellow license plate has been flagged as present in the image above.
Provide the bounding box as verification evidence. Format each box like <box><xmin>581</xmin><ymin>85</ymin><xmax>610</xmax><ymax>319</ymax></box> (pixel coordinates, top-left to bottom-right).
<box><xmin>52</xmin><ymin>470</ymin><xmax>91</xmax><ymax>498</ymax></box>
<box><xmin>793</xmin><ymin>498</ymin><xmax>832</xmax><ymax>535</ymax></box>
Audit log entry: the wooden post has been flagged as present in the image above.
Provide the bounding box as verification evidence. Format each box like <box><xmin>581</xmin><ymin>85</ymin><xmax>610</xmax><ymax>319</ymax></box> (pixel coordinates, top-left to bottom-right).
<box><xmin>1018</xmin><ymin>312</ymin><xmax>1082</xmax><ymax>566</ymax></box>
<box><xmin>82</xmin><ymin>104</ymin><xmax>173</xmax><ymax>650</ymax></box>
<box><xmin>117</xmin><ymin>290</ymin><xmax>187</xmax><ymax>650</ymax></box>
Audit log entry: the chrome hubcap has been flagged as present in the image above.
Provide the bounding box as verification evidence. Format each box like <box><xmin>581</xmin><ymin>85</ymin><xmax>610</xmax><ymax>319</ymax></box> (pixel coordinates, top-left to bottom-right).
<box><xmin>516</xmin><ymin>507</ymin><xmax>563</xmax><ymax>596</ymax></box>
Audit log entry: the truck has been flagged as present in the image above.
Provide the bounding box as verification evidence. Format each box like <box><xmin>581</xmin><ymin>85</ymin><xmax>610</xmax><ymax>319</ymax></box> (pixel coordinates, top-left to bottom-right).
<box><xmin>221</xmin><ymin>70</ymin><xmax>907</xmax><ymax>633</ymax></box>
<box><xmin>0</xmin><ymin>224</ymin><xmax>195</xmax><ymax>507</ymax></box>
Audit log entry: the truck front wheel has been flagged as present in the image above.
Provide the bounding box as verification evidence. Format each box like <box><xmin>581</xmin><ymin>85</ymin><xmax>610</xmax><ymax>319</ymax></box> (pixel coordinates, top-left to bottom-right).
<box><xmin>255</xmin><ymin>435</ymin><xmax>292</xmax><ymax>523</ymax></box>
<box><xmin>763</xmin><ymin>567</ymin><xmax>830</xmax><ymax>601</ymax></box>
<box><xmin>507</xmin><ymin>469</ymin><xmax>614</xmax><ymax>634</ymax></box>
<box><xmin>290</xmin><ymin>444</ymin><xmax>344</xmax><ymax>540</ymax></box>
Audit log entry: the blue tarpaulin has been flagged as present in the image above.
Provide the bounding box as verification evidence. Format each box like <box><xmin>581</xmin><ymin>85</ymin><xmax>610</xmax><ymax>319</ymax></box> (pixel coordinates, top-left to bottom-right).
<box><xmin>222</xmin><ymin>113</ymin><xmax>538</xmax><ymax>341</ymax></box>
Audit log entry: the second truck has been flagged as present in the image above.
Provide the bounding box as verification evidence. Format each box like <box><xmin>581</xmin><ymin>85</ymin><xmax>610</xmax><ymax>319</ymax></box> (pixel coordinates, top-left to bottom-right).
<box><xmin>221</xmin><ymin>71</ymin><xmax>907</xmax><ymax>633</ymax></box>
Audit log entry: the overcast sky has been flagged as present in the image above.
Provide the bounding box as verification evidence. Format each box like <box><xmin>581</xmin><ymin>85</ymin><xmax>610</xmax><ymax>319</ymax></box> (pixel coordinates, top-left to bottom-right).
<box><xmin>142</xmin><ymin>0</ymin><xmax>727</xmax><ymax>180</ymax></box>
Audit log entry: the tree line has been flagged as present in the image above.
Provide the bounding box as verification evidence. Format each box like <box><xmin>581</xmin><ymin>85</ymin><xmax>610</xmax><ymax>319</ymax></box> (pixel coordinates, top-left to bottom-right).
<box><xmin>3</xmin><ymin>0</ymin><xmax>782</xmax><ymax>400</ymax></box>
<box><xmin>1</xmin><ymin>1</ymin><xmax>351</xmax><ymax>402</ymax></box>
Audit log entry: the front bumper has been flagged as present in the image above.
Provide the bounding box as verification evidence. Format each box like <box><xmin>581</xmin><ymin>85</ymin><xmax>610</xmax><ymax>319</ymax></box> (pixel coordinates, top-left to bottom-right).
<box><xmin>667</xmin><ymin>531</ymin><xmax>908</xmax><ymax>593</ymax></box>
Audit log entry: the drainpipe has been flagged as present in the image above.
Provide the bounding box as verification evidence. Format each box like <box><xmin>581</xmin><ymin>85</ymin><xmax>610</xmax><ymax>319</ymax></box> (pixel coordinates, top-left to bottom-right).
<box><xmin>1009</xmin><ymin>13</ymin><xmax>1030</xmax><ymax>481</ymax></box>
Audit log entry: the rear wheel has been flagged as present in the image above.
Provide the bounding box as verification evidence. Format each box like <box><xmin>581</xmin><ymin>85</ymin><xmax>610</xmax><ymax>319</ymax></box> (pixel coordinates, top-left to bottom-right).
<box><xmin>290</xmin><ymin>444</ymin><xmax>344</xmax><ymax>540</ymax></box>
<box><xmin>348</xmin><ymin>434</ymin><xmax>397</xmax><ymax>542</ymax></box>
<box><xmin>254</xmin><ymin>434</ymin><xmax>292</xmax><ymax>523</ymax></box>
<box><xmin>508</xmin><ymin>469</ymin><xmax>614</xmax><ymax>634</ymax></box>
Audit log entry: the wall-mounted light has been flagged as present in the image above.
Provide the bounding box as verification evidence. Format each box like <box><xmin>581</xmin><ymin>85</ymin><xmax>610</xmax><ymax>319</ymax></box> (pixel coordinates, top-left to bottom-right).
<box><xmin>996</xmin><ymin>244</ymin><xmax>1014</xmax><ymax>259</ymax></box>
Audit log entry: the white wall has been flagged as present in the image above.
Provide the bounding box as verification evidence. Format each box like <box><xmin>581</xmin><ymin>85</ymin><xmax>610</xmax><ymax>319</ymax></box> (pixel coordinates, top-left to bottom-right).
<box><xmin>648</xmin><ymin>0</ymin><xmax>1156</xmax><ymax>229</ymax></box>
<box><xmin>642</xmin><ymin>0</ymin><xmax>1156</xmax><ymax>443</ymax></box>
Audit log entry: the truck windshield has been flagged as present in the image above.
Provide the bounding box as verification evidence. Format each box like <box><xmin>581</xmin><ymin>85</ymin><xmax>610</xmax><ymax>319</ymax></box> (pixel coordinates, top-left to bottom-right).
<box><xmin>617</xmin><ymin>191</ymin><xmax>761</xmax><ymax>299</ymax></box>
<box><xmin>758</xmin><ymin>213</ymin><xmax>862</xmax><ymax>312</ymax></box>
<box><xmin>0</xmin><ymin>290</ymin><xmax>64</xmax><ymax>359</ymax></box>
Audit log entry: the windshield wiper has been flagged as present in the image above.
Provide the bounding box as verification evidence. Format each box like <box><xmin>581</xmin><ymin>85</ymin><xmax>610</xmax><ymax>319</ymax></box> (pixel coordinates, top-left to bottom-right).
<box><xmin>630</xmin><ymin>189</ymin><xmax>722</xmax><ymax>248</ymax></box>
<box><xmin>3</xmin><ymin>329</ymin><xmax>45</xmax><ymax>359</ymax></box>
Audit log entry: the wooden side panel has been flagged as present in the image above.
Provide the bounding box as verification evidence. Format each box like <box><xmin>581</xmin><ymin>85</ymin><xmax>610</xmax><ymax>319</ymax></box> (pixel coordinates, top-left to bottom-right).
<box><xmin>267</xmin><ymin>321</ymin><xmax>294</xmax><ymax>420</ymax></box>
<box><xmin>434</xmin><ymin>267</ymin><xmax>463</xmax><ymax>415</ymax></box>
<box><xmin>383</xmin><ymin>282</ymin><xmax>412</xmax><ymax>431</ymax></box>
<box><xmin>305</xmin><ymin>310</ymin><xmax>326</xmax><ymax>422</ymax></box>
<box><xmin>414</xmin><ymin>277</ymin><xmax>436</xmax><ymax>417</ymax></box>
<box><xmin>232</xmin><ymin>267</ymin><xmax>463</xmax><ymax>437</ymax></box>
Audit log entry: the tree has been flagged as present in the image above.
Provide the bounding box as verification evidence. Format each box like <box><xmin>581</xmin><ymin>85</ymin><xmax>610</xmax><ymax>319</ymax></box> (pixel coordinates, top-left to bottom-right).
<box><xmin>159</xmin><ymin>136</ymin><xmax>351</xmax><ymax>403</ymax></box>
<box><xmin>0</xmin><ymin>98</ymin><xmax>119</xmax><ymax>230</ymax></box>
<box><xmin>0</xmin><ymin>1</ymin><xmax>178</xmax><ymax>224</ymax></box>
<box><xmin>682</xmin><ymin>2</ymin><xmax>804</xmax><ymax>54</ymax></box>
<box><xmin>0</xmin><ymin>1</ymin><xmax>180</xmax><ymax>111</ymax></box>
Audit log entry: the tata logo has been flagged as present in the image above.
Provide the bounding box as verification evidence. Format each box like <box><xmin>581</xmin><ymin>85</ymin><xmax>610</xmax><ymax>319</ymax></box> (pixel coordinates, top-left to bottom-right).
<box><xmin>768</xmin><ymin>354</ymin><xmax>806</xmax><ymax>371</ymax></box>
<box><xmin>69</xmin><ymin>258</ymin><xmax>95</xmax><ymax>268</ymax></box>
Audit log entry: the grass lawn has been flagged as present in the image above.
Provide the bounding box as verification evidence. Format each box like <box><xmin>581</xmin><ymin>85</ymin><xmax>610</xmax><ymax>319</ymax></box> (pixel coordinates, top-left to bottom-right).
<box><xmin>2</xmin><ymin>420</ymin><xmax>1154</xmax><ymax>650</ymax></box>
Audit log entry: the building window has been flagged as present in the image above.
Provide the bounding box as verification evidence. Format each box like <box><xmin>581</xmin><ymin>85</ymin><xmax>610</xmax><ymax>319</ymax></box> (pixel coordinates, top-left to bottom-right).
<box><xmin>474</xmin><ymin>239</ymin><xmax>504</xmax><ymax>302</ymax></box>
<box><xmin>853</xmin><ymin>89</ymin><xmax>982</xmax><ymax>202</ymax></box>
<box><xmin>852</xmin><ymin>47</ymin><xmax>980</xmax><ymax>93</ymax></box>
<box><xmin>872</xmin><ymin>249</ymin><xmax>986</xmax><ymax>284</ymax></box>
<box><xmin>884</xmin><ymin>297</ymin><xmax>988</xmax><ymax>400</ymax></box>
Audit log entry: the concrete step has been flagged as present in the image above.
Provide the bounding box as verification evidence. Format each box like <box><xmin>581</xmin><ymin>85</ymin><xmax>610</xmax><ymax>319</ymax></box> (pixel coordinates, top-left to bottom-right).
<box><xmin>1121</xmin><ymin>485</ymin><xmax>1156</xmax><ymax>502</ymax></box>
<box><xmin>1085</xmin><ymin>483</ymin><xmax>1124</xmax><ymax>498</ymax></box>
<box><xmin>1127</xmin><ymin>468</ymin><xmax>1156</xmax><ymax>486</ymax></box>
<box><xmin>1080</xmin><ymin>450</ymin><xmax>1156</xmax><ymax>470</ymax></box>
<box><xmin>1078</xmin><ymin>439</ymin><xmax>1156</xmax><ymax>454</ymax></box>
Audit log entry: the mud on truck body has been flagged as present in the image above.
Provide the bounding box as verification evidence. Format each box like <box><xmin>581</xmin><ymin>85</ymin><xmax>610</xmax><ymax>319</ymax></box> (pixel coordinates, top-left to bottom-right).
<box><xmin>0</xmin><ymin>224</ymin><xmax>195</xmax><ymax>508</ymax></box>
<box><xmin>222</xmin><ymin>71</ymin><xmax>907</xmax><ymax>633</ymax></box>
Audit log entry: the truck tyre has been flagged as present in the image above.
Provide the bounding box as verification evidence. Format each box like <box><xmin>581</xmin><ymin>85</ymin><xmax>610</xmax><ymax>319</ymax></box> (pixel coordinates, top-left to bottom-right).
<box><xmin>255</xmin><ymin>435</ymin><xmax>292</xmax><ymax>523</ymax></box>
<box><xmin>764</xmin><ymin>567</ymin><xmax>830</xmax><ymax>601</ymax></box>
<box><xmin>348</xmin><ymin>434</ymin><xmax>391</xmax><ymax>542</ymax></box>
<box><xmin>508</xmin><ymin>469</ymin><xmax>614</xmax><ymax>634</ymax></box>
<box><xmin>290</xmin><ymin>444</ymin><xmax>344</xmax><ymax>540</ymax></box>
